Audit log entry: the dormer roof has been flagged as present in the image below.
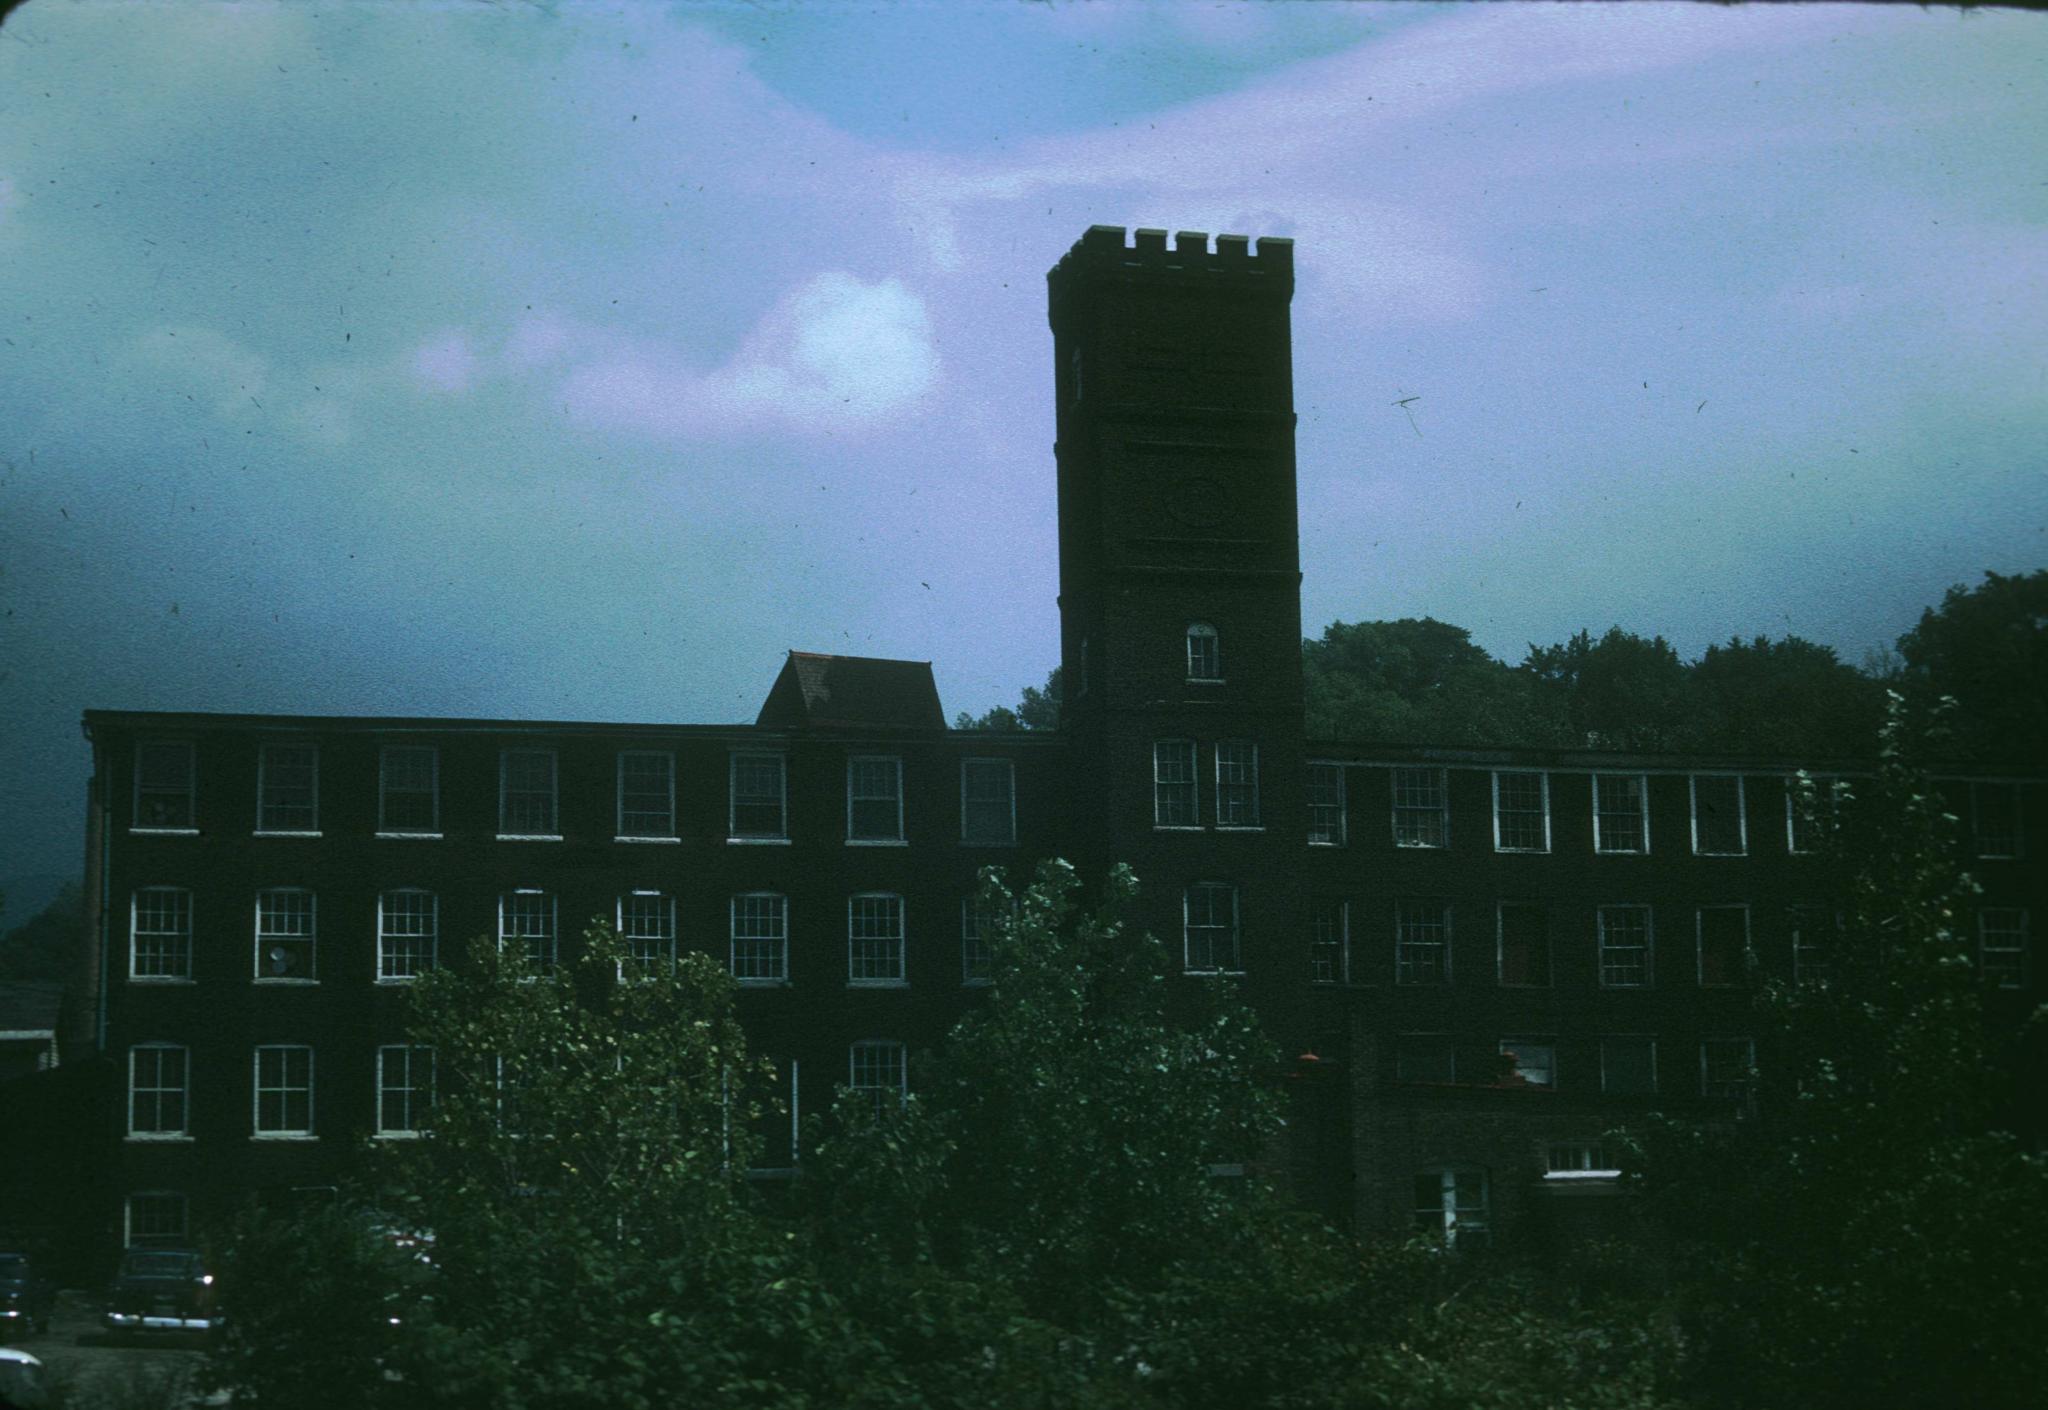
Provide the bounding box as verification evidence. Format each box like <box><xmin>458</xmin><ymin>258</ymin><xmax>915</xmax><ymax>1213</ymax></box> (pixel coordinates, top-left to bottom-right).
<box><xmin>754</xmin><ymin>652</ymin><xmax>947</xmax><ymax>732</ymax></box>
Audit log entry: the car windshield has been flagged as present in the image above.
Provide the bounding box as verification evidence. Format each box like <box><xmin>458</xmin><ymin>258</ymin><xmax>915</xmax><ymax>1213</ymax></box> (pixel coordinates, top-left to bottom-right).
<box><xmin>123</xmin><ymin>1252</ymin><xmax>198</xmax><ymax>1277</ymax></box>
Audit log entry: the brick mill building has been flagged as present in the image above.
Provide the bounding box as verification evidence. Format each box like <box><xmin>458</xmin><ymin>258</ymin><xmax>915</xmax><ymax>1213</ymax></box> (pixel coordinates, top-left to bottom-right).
<box><xmin>66</xmin><ymin>228</ymin><xmax>2042</xmax><ymax>1255</ymax></box>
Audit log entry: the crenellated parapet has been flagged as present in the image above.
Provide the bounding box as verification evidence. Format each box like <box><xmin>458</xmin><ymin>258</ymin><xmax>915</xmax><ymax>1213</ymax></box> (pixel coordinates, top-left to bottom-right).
<box><xmin>1048</xmin><ymin>225</ymin><xmax>1293</xmax><ymax>332</ymax></box>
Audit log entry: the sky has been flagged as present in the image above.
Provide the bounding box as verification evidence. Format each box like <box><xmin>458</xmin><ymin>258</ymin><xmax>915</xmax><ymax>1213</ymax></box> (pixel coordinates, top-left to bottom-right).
<box><xmin>1</xmin><ymin>0</ymin><xmax>2044</xmax><ymax>904</ymax></box>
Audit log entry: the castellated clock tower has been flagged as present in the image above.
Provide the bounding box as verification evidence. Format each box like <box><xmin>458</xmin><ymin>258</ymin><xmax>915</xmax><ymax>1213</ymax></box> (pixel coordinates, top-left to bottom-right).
<box><xmin>1046</xmin><ymin>226</ymin><xmax>1312</xmax><ymax>1034</ymax></box>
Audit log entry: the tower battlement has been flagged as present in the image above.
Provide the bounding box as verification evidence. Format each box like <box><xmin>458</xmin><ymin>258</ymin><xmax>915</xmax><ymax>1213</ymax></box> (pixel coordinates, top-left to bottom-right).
<box><xmin>1048</xmin><ymin>225</ymin><xmax>1293</xmax><ymax>331</ymax></box>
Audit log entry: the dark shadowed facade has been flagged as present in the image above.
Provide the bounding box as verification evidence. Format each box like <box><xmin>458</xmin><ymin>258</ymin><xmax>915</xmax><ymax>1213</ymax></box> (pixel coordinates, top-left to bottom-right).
<box><xmin>67</xmin><ymin>228</ymin><xmax>2043</xmax><ymax>1256</ymax></box>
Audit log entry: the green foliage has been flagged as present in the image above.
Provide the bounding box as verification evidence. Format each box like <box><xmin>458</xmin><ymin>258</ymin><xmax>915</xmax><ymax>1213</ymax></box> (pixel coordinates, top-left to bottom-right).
<box><xmin>1897</xmin><ymin>568</ymin><xmax>2048</xmax><ymax>761</ymax></box>
<box><xmin>1522</xmin><ymin>627</ymin><xmax>1691</xmax><ymax>751</ymax></box>
<box><xmin>1305</xmin><ymin>618</ymin><xmax>1566</xmax><ymax>746</ymax></box>
<box><xmin>955</xmin><ymin>666</ymin><xmax>1062</xmax><ymax>731</ymax></box>
<box><xmin>0</xmin><ymin>880</ymin><xmax>81</xmax><ymax>983</ymax></box>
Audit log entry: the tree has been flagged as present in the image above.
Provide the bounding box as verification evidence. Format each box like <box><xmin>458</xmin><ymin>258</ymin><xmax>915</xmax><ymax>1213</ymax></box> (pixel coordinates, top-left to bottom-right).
<box><xmin>1522</xmin><ymin>627</ymin><xmax>1689</xmax><ymax>751</ymax></box>
<box><xmin>1685</xmin><ymin>634</ymin><xmax>1881</xmax><ymax>756</ymax></box>
<box><xmin>0</xmin><ymin>881</ymin><xmax>81</xmax><ymax>983</ymax></box>
<box><xmin>954</xmin><ymin>666</ymin><xmax>1061</xmax><ymax>732</ymax></box>
<box><xmin>1304</xmin><ymin>619</ymin><xmax>1565</xmax><ymax>746</ymax></box>
<box><xmin>1896</xmin><ymin>569</ymin><xmax>2048</xmax><ymax>761</ymax></box>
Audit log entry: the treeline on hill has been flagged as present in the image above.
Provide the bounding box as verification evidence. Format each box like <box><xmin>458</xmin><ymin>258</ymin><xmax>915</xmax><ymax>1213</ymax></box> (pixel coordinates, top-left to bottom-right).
<box><xmin>954</xmin><ymin>570</ymin><xmax>2048</xmax><ymax>762</ymax></box>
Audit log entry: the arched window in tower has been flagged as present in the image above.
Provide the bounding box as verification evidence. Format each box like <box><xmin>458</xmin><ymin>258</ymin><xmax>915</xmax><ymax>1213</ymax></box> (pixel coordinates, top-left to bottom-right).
<box><xmin>1186</xmin><ymin>623</ymin><xmax>1221</xmax><ymax>682</ymax></box>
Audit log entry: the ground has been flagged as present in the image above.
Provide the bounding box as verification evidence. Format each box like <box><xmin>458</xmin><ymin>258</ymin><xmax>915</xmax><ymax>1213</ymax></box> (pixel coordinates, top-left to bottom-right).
<box><xmin>4</xmin><ymin>1290</ymin><xmax>215</xmax><ymax>1408</ymax></box>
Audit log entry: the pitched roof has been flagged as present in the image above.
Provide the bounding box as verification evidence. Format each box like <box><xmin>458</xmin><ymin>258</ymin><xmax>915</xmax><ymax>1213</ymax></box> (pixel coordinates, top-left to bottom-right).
<box><xmin>755</xmin><ymin>652</ymin><xmax>947</xmax><ymax>731</ymax></box>
<box><xmin>0</xmin><ymin>981</ymin><xmax>63</xmax><ymax>1035</ymax></box>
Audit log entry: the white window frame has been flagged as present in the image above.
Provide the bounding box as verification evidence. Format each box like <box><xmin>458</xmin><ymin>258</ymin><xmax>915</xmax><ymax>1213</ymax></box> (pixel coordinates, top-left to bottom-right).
<box><xmin>375</xmin><ymin>1045</ymin><xmax>434</xmax><ymax>1139</ymax></box>
<box><xmin>133</xmin><ymin>741</ymin><xmax>197</xmax><ymax>833</ymax></box>
<box><xmin>1491</xmin><ymin>770</ymin><xmax>1550</xmax><ymax>853</ymax></box>
<box><xmin>252</xmin><ymin>1044</ymin><xmax>315</xmax><ymax>1139</ymax></box>
<box><xmin>616</xmin><ymin>750</ymin><xmax>679</xmax><ymax>841</ymax></box>
<box><xmin>1306</xmin><ymin>761</ymin><xmax>1347</xmax><ymax>846</ymax></box>
<box><xmin>1414</xmin><ymin>1168</ymin><xmax>1489</xmax><ymax>1248</ymax></box>
<box><xmin>618</xmin><ymin>890</ymin><xmax>677</xmax><ymax>970</ymax></box>
<box><xmin>848</xmin><ymin>1039</ymin><xmax>907</xmax><ymax>1111</ymax></box>
<box><xmin>1185</xmin><ymin>622</ymin><xmax>1222</xmax><ymax>682</ymax></box>
<box><xmin>1395</xmin><ymin>898</ymin><xmax>1451</xmax><ymax>985</ymax></box>
<box><xmin>497</xmin><ymin>748</ymin><xmax>561</xmax><ymax>840</ymax></box>
<box><xmin>1496</xmin><ymin>901</ymin><xmax>1550</xmax><ymax>987</ymax></box>
<box><xmin>728</xmin><ymin>750</ymin><xmax>789</xmax><ymax>843</ymax></box>
<box><xmin>1182</xmin><ymin>881</ymin><xmax>1242</xmax><ymax>974</ymax></box>
<box><xmin>1700</xmin><ymin>1037</ymin><xmax>1755</xmax><ymax>1100</ymax></box>
<box><xmin>730</xmin><ymin>892</ymin><xmax>790</xmax><ymax>985</ymax></box>
<box><xmin>847</xmin><ymin>892</ymin><xmax>907</xmax><ymax>987</ymax></box>
<box><xmin>127</xmin><ymin>1043</ymin><xmax>191</xmax><ymax>1140</ymax></box>
<box><xmin>750</xmin><ymin>1056</ymin><xmax>802</xmax><ymax>1173</ymax></box>
<box><xmin>846</xmin><ymin>755</ymin><xmax>906</xmax><ymax>844</ymax></box>
<box><xmin>377</xmin><ymin>744</ymin><xmax>441</xmax><ymax>837</ymax></box>
<box><xmin>123</xmin><ymin>1192</ymin><xmax>189</xmax><ymax>1247</ymax></box>
<box><xmin>1785</xmin><ymin>773</ymin><xmax>1843</xmax><ymax>855</ymax></box>
<box><xmin>377</xmin><ymin>889</ymin><xmax>438</xmax><ymax>982</ymax></box>
<box><xmin>960</xmin><ymin>758</ymin><xmax>1017</xmax><ymax>846</ymax></box>
<box><xmin>1391</xmin><ymin>767</ymin><xmax>1448</xmax><ymax>849</ymax></box>
<box><xmin>1597</xmin><ymin>904</ymin><xmax>1654</xmax><ymax>988</ymax></box>
<box><xmin>1979</xmin><ymin>908</ymin><xmax>2028</xmax><ymax>989</ymax></box>
<box><xmin>961</xmin><ymin>896</ymin><xmax>997</xmax><ymax>987</ymax></box>
<box><xmin>1599</xmin><ymin>1035</ymin><xmax>1659</xmax><ymax>1095</ymax></box>
<box><xmin>1498</xmin><ymin>1037</ymin><xmax>1557</xmax><ymax>1089</ymax></box>
<box><xmin>1696</xmin><ymin>904</ymin><xmax>1750</xmax><ymax>988</ymax></box>
<box><xmin>1689</xmin><ymin>773</ymin><xmax>1747</xmax><ymax>857</ymax></box>
<box><xmin>129</xmin><ymin>887</ymin><xmax>193</xmax><ymax>981</ymax></box>
<box><xmin>1308</xmin><ymin>897</ymin><xmax>1348</xmax><ymax>985</ymax></box>
<box><xmin>1153</xmin><ymin>739</ymin><xmax>1200</xmax><ymax>829</ymax></box>
<box><xmin>1545</xmin><ymin>1143</ymin><xmax>1620</xmax><ymax>1178</ymax></box>
<box><xmin>1214</xmin><ymin>740</ymin><xmax>1261</xmax><ymax>828</ymax></box>
<box><xmin>1971</xmin><ymin>781</ymin><xmax>2023</xmax><ymax>860</ymax></box>
<box><xmin>1791</xmin><ymin>905</ymin><xmax>1837</xmax><ymax>985</ymax></box>
<box><xmin>256</xmin><ymin>743</ymin><xmax>321</xmax><ymax>835</ymax></box>
<box><xmin>1592</xmin><ymin>773</ymin><xmax>1650</xmax><ymax>854</ymax></box>
<box><xmin>253</xmin><ymin>887</ymin><xmax>318</xmax><ymax>983</ymax></box>
<box><xmin>498</xmin><ymin>889</ymin><xmax>558</xmax><ymax>972</ymax></box>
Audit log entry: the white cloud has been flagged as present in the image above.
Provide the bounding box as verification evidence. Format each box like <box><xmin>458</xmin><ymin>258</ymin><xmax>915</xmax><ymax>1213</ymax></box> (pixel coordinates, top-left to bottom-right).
<box><xmin>129</xmin><ymin>325</ymin><xmax>273</xmax><ymax>419</ymax></box>
<box><xmin>411</xmin><ymin>331</ymin><xmax>477</xmax><ymax>393</ymax></box>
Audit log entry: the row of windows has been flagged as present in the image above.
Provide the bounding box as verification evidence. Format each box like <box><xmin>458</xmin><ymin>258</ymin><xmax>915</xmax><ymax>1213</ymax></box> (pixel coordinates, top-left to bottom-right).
<box><xmin>129</xmin><ymin>887</ymin><xmax>1008</xmax><ymax>988</ymax></box>
<box><xmin>1304</xmin><ymin>898</ymin><xmax>2030</xmax><ymax>990</ymax></box>
<box><xmin>124</xmin><ymin>1040</ymin><xmax>908</xmax><ymax>1143</ymax></box>
<box><xmin>1299</xmin><ymin>766</ymin><xmax>2027</xmax><ymax>860</ymax></box>
<box><xmin>132</xmin><ymin>743</ymin><xmax>1020</xmax><ymax>847</ymax></box>
<box><xmin>1394</xmin><ymin>1034</ymin><xmax>1756</xmax><ymax>1100</ymax></box>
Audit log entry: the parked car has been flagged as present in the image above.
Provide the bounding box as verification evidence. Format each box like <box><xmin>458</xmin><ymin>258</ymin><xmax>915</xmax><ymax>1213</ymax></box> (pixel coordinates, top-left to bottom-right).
<box><xmin>0</xmin><ymin>1346</ymin><xmax>51</xmax><ymax>1408</ymax></box>
<box><xmin>101</xmin><ymin>1247</ymin><xmax>218</xmax><ymax>1339</ymax></box>
<box><xmin>0</xmin><ymin>1252</ymin><xmax>55</xmax><ymax>1339</ymax></box>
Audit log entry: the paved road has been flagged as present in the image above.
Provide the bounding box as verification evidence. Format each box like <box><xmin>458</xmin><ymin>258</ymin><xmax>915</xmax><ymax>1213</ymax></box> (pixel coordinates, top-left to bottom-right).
<box><xmin>4</xmin><ymin>1291</ymin><xmax>215</xmax><ymax>1407</ymax></box>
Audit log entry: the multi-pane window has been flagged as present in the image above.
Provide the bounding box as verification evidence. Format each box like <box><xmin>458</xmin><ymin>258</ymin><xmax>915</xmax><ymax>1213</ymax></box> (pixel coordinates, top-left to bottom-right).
<box><xmin>1598</xmin><ymin>904</ymin><xmax>1653</xmax><ymax>987</ymax></box>
<box><xmin>1791</xmin><ymin>906</ymin><xmax>1837</xmax><ymax>985</ymax></box>
<box><xmin>499</xmin><ymin>749</ymin><xmax>559</xmax><ymax>836</ymax></box>
<box><xmin>1498</xmin><ymin>1038</ymin><xmax>1556</xmax><ymax>1089</ymax></box>
<box><xmin>1186</xmin><ymin>622</ymin><xmax>1221</xmax><ymax>681</ymax></box>
<box><xmin>128</xmin><ymin>1045</ymin><xmax>189</xmax><ymax>1137</ymax></box>
<box><xmin>1414</xmin><ymin>1169</ymin><xmax>1489</xmax><ymax>1248</ymax></box>
<box><xmin>1546</xmin><ymin>1143</ymin><xmax>1616</xmax><ymax>1175</ymax></box>
<box><xmin>961</xmin><ymin>897</ymin><xmax>998</xmax><ymax>986</ymax></box>
<box><xmin>1392</xmin><ymin>768</ymin><xmax>1447</xmax><ymax>848</ymax></box>
<box><xmin>751</xmin><ymin>1057</ymin><xmax>801</xmax><ymax>1171</ymax></box>
<box><xmin>125</xmin><ymin>1192</ymin><xmax>188</xmax><ymax>1245</ymax></box>
<box><xmin>378</xmin><ymin>890</ymin><xmax>437</xmax><ymax>981</ymax></box>
<box><xmin>254</xmin><ymin>889</ymin><xmax>317</xmax><ymax>981</ymax></box>
<box><xmin>961</xmin><ymin>759</ymin><xmax>1016</xmax><ymax>845</ymax></box>
<box><xmin>729</xmin><ymin>752</ymin><xmax>787</xmax><ymax>840</ymax></box>
<box><xmin>1308</xmin><ymin>898</ymin><xmax>1348</xmax><ymax>984</ymax></box>
<box><xmin>1497</xmin><ymin>903</ymin><xmax>1550</xmax><ymax>986</ymax></box>
<box><xmin>253</xmin><ymin>1045</ymin><xmax>314</xmax><ymax>1137</ymax></box>
<box><xmin>1700</xmin><ymin>1038</ymin><xmax>1755</xmax><ymax>1100</ymax></box>
<box><xmin>1980</xmin><ymin>908</ymin><xmax>2029</xmax><ymax>989</ymax></box>
<box><xmin>1306</xmin><ymin>762</ymin><xmax>1346</xmax><ymax>846</ymax></box>
<box><xmin>1395</xmin><ymin>899</ymin><xmax>1450</xmax><ymax>985</ymax></box>
<box><xmin>1593</xmin><ymin>774</ymin><xmax>1649</xmax><ymax>854</ymax></box>
<box><xmin>378</xmin><ymin>745</ymin><xmax>439</xmax><ymax>833</ymax></box>
<box><xmin>1396</xmin><ymin>1035</ymin><xmax>1456</xmax><ymax>1083</ymax></box>
<box><xmin>1697</xmin><ymin>905</ymin><xmax>1748</xmax><ymax>987</ymax></box>
<box><xmin>499</xmin><ymin>890</ymin><xmax>557</xmax><ymax>972</ymax></box>
<box><xmin>1153</xmin><ymin>740</ymin><xmax>1198</xmax><ymax>827</ymax></box>
<box><xmin>848</xmin><ymin>893</ymin><xmax>906</xmax><ymax>985</ymax></box>
<box><xmin>1690</xmin><ymin>775</ymin><xmax>1746</xmax><ymax>856</ymax></box>
<box><xmin>258</xmin><ymin>744</ymin><xmax>319</xmax><ymax>832</ymax></box>
<box><xmin>617</xmin><ymin>752</ymin><xmax>676</xmax><ymax>838</ymax></box>
<box><xmin>377</xmin><ymin>1046</ymin><xmax>433</xmax><ymax>1137</ymax></box>
<box><xmin>1785</xmin><ymin>773</ymin><xmax>1844</xmax><ymax>854</ymax></box>
<box><xmin>135</xmin><ymin>742</ymin><xmax>196</xmax><ymax>829</ymax></box>
<box><xmin>1183</xmin><ymin>882</ymin><xmax>1241</xmax><ymax>973</ymax></box>
<box><xmin>731</xmin><ymin>893</ymin><xmax>789</xmax><ymax>984</ymax></box>
<box><xmin>1492</xmin><ymin>771</ymin><xmax>1549</xmax><ymax>852</ymax></box>
<box><xmin>1214</xmin><ymin>741</ymin><xmax>1260</xmax><ymax>827</ymax></box>
<box><xmin>848</xmin><ymin>1040</ymin><xmax>907</xmax><ymax>1111</ymax></box>
<box><xmin>1600</xmin><ymin>1036</ymin><xmax>1658</xmax><ymax>1095</ymax></box>
<box><xmin>619</xmin><ymin>891</ymin><xmax>676</xmax><ymax>968</ymax></box>
<box><xmin>847</xmin><ymin>757</ymin><xmax>904</xmax><ymax>842</ymax></box>
<box><xmin>1972</xmin><ymin>783</ymin><xmax>2022</xmax><ymax>859</ymax></box>
<box><xmin>131</xmin><ymin>888</ymin><xmax>192</xmax><ymax>980</ymax></box>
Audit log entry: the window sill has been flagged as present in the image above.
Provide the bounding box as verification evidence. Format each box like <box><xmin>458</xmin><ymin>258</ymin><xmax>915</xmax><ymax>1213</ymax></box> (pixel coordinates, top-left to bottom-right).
<box><xmin>252</xmin><ymin>978</ymin><xmax>319</xmax><ymax>987</ymax></box>
<box><xmin>727</xmin><ymin>836</ymin><xmax>791</xmax><ymax>846</ymax></box>
<box><xmin>1186</xmin><ymin>678</ymin><xmax>1227</xmax><ymax>686</ymax></box>
<box><xmin>129</xmin><ymin>827</ymin><xmax>199</xmax><ymax>837</ymax></box>
<box><xmin>848</xmin><ymin>979</ymin><xmax>909</xmax><ymax>989</ymax></box>
<box><xmin>496</xmin><ymin>834</ymin><xmax>564</xmax><ymax>843</ymax></box>
<box><xmin>128</xmin><ymin>976</ymin><xmax>197</xmax><ymax>985</ymax></box>
<box><xmin>1543</xmin><ymin>1169</ymin><xmax>1623</xmax><ymax>1182</ymax></box>
<box><xmin>254</xmin><ymin>830</ymin><xmax>323</xmax><ymax>840</ymax></box>
<box><xmin>1308</xmin><ymin>839</ymin><xmax>1345</xmax><ymax>848</ymax></box>
<box><xmin>372</xmin><ymin>1131</ymin><xmax>423</xmax><ymax>1142</ymax></box>
<box><xmin>1693</xmin><ymin>851</ymin><xmax>1748</xmax><ymax>859</ymax></box>
<box><xmin>1216</xmin><ymin>824</ymin><xmax>1265</xmax><ymax>833</ymax></box>
<box><xmin>960</xmin><ymin>838</ymin><xmax>1018</xmax><ymax>848</ymax></box>
<box><xmin>1494</xmin><ymin>846</ymin><xmax>1551</xmax><ymax>855</ymax></box>
<box><xmin>376</xmin><ymin>831</ymin><xmax>443</xmax><ymax>841</ymax></box>
<box><xmin>614</xmin><ymin>835</ymin><xmax>682</xmax><ymax>844</ymax></box>
<box><xmin>1153</xmin><ymin>824</ymin><xmax>1206</xmax><ymax>833</ymax></box>
<box><xmin>1182</xmin><ymin>969</ymin><xmax>1246</xmax><ymax>978</ymax></box>
<box><xmin>1394</xmin><ymin>841</ymin><xmax>1448</xmax><ymax>850</ymax></box>
<box><xmin>125</xmin><ymin>1133</ymin><xmax>194</xmax><ymax>1144</ymax></box>
<box><xmin>376</xmin><ymin>975</ymin><xmax>426</xmax><ymax>985</ymax></box>
<box><xmin>737</xmin><ymin>978</ymin><xmax>791</xmax><ymax>989</ymax></box>
<box><xmin>962</xmin><ymin>978</ymin><xmax>993</xmax><ymax>989</ymax></box>
<box><xmin>250</xmin><ymin>1133</ymin><xmax>318</xmax><ymax>1143</ymax></box>
<box><xmin>845</xmin><ymin>838</ymin><xmax>908</xmax><ymax>848</ymax></box>
<box><xmin>1594</xmin><ymin>848</ymin><xmax>1649</xmax><ymax>857</ymax></box>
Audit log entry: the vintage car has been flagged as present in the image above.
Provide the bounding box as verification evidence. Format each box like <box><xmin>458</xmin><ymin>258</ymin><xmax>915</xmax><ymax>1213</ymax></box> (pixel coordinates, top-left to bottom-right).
<box><xmin>0</xmin><ymin>1346</ymin><xmax>51</xmax><ymax>1408</ymax></box>
<box><xmin>101</xmin><ymin>1247</ymin><xmax>218</xmax><ymax>1339</ymax></box>
<box><xmin>0</xmin><ymin>1251</ymin><xmax>56</xmax><ymax>1337</ymax></box>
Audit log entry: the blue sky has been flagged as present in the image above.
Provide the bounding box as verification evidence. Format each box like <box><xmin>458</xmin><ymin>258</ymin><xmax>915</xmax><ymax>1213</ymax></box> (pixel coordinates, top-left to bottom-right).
<box><xmin>1</xmin><ymin>1</ymin><xmax>2044</xmax><ymax>900</ymax></box>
